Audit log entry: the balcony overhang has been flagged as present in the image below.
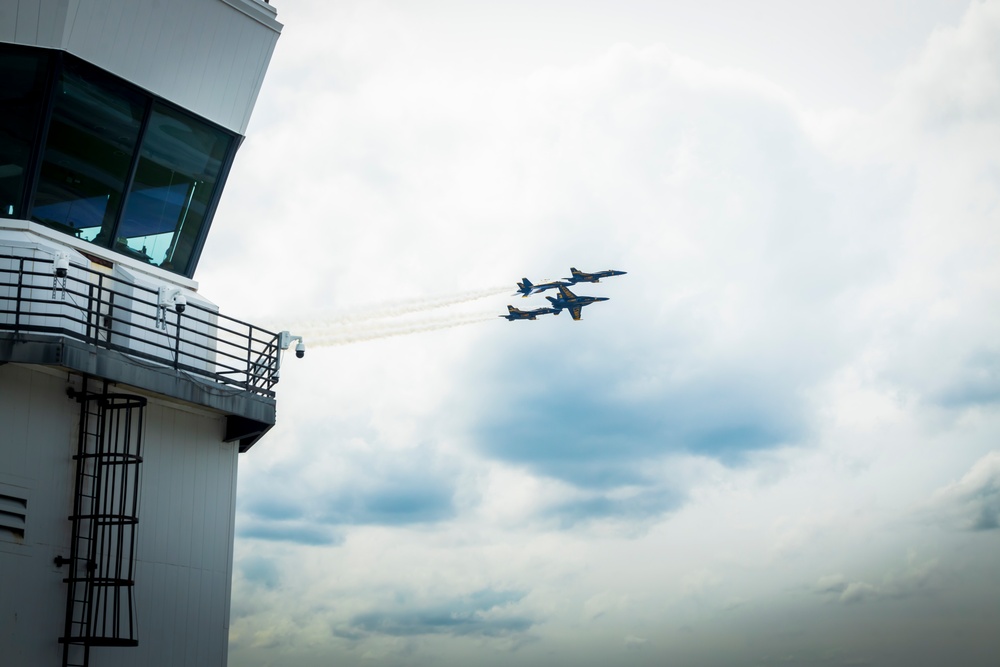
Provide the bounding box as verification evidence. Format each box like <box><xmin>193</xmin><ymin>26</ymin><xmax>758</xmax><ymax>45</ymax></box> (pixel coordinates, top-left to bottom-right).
<box><xmin>0</xmin><ymin>332</ymin><xmax>275</xmax><ymax>452</ymax></box>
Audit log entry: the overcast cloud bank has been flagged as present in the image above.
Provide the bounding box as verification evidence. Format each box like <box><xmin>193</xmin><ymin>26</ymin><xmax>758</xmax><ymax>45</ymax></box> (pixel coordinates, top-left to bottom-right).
<box><xmin>213</xmin><ymin>2</ymin><xmax>1000</xmax><ymax>665</ymax></box>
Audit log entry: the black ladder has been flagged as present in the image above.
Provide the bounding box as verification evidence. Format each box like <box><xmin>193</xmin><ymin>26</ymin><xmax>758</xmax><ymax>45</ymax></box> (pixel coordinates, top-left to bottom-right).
<box><xmin>59</xmin><ymin>383</ymin><xmax>145</xmax><ymax>667</ymax></box>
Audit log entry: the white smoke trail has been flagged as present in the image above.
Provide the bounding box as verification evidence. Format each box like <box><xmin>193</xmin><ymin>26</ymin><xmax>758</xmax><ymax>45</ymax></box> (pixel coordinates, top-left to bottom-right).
<box><xmin>279</xmin><ymin>285</ymin><xmax>510</xmax><ymax>332</ymax></box>
<box><xmin>306</xmin><ymin>311</ymin><xmax>498</xmax><ymax>347</ymax></box>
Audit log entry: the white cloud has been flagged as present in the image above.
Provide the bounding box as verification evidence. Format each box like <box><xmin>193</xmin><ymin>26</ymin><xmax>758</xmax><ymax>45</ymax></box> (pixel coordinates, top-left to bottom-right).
<box><xmin>215</xmin><ymin>2</ymin><xmax>1000</xmax><ymax>665</ymax></box>
<box><xmin>815</xmin><ymin>553</ymin><xmax>940</xmax><ymax>604</ymax></box>
<box><xmin>923</xmin><ymin>450</ymin><xmax>1000</xmax><ymax>530</ymax></box>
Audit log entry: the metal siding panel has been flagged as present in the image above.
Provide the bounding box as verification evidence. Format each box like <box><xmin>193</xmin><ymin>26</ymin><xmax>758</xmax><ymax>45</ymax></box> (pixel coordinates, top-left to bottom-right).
<box><xmin>0</xmin><ymin>367</ymin><xmax>77</xmax><ymax>665</ymax></box>
<box><xmin>163</xmin><ymin>408</ymin><xmax>183</xmax><ymax>567</ymax></box>
<box><xmin>197</xmin><ymin>566</ymin><xmax>214</xmax><ymax>662</ymax></box>
<box><xmin>178</xmin><ymin>413</ymin><xmax>196</xmax><ymax>567</ymax></box>
<box><xmin>134</xmin><ymin>0</ymin><xmax>165</xmax><ymax>95</ymax></box>
<box><xmin>25</xmin><ymin>0</ymin><xmax>279</xmax><ymax>133</ymax></box>
<box><xmin>106</xmin><ymin>0</ymin><xmax>136</xmax><ymax>71</ymax></box>
<box><xmin>233</xmin><ymin>23</ymin><xmax>272</xmax><ymax>134</ymax></box>
<box><xmin>13</xmin><ymin>0</ymin><xmax>41</xmax><ymax>44</ymax></box>
<box><xmin>223</xmin><ymin>439</ymin><xmax>238</xmax><ymax>632</ymax></box>
<box><xmin>25</xmin><ymin>373</ymin><xmax>74</xmax><ymax>552</ymax></box>
<box><xmin>0</xmin><ymin>366</ymin><xmax>31</xmax><ymax>477</ymax></box>
<box><xmin>182</xmin><ymin>562</ymin><xmax>198</xmax><ymax>666</ymax></box>
<box><xmin>162</xmin><ymin>563</ymin><xmax>180</xmax><ymax>666</ymax></box>
<box><xmin>33</xmin><ymin>0</ymin><xmax>70</xmax><ymax>47</ymax></box>
<box><xmin>167</xmin><ymin>6</ymin><xmax>198</xmax><ymax>106</ymax></box>
<box><xmin>188</xmin><ymin>417</ymin><xmax>209</xmax><ymax>565</ymax></box>
<box><xmin>76</xmin><ymin>0</ymin><xmax>113</xmax><ymax>65</ymax></box>
<box><xmin>144</xmin><ymin>403</ymin><xmax>170</xmax><ymax>561</ymax></box>
<box><xmin>122</xmin><ymin>0</ymin><xmax>153</xmax><ymax>77</ymax></box>
<box><xmin>187</xmin><ymin>11</ymin><xmax>215</xmax><ymax>117</ymax></box>
<box><xmin>0</xmin><ymin>2</ymin><xmax>16</xmax><ymax>41</ymax></box>
<box><xmin>201</xmin><ymin>15</ymin><xmax>233</xmax><ymax>125</ymax></box>
<box><xmin>219</xmin><ymin>18</ymin><xmax>251</xmax><ymax>133</ymax></box>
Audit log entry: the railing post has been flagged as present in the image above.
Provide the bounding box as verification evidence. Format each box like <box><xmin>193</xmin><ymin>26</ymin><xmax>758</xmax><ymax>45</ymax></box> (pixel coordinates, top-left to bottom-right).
<box><xmin>86</xmin><ymin>282</ymin><xmax>94</xmax><ymax>343</ymax></box>
<box><xmin>245</xmin><ymin>325</ymin><xmax>254</xmax><ymax>391</ymax></box>
<box><xmin>98</xmin><ymin>273</ymin><xmax>107</xmax><ymax>347</ymax></box>
<box><xmin>173</xmin><ymin>311</ymin><xmax>182</xmax><ymax>369</ymax></box>
<box><xmin>269</xmin><ymin>337</ymin><xmax>278</xmax><ymax>390</ymax></box>
<box><xmin>14</xmin><ymin>257</ymin><xmax>24</xmax><ymax>333</ymax></box>
<box><xmin>106</xmin><ymin>286</ymin><xmax>115</xmax><ymax>350</ymax></box>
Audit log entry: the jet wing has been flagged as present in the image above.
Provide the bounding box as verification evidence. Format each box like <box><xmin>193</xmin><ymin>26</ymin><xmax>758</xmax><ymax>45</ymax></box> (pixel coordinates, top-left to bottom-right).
<box><xmin>570</xmin><ymin>307</ymin><xmax>582</xmax><ymax>320</ymax></box>
<box><xmin>558</xmin><ymin>285</ymin><xmax>576</xmax><ymax>299</ymax></box>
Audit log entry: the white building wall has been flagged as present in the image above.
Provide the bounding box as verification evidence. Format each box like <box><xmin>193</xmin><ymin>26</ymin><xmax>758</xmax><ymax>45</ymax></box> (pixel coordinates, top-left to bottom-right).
<box><xmin>0</xmin><ymin>364</ymin><xmax>240</xmax><ymax>667</ymax></box>
<box><xmin>0</xmin><ymin>0</ymin><xmax>281</xmax><ymax>134</ymax></box>
<box><xmin>0</xmin><ymin>364</ymin><xmax>76</xmax><ymax>667</ymax></box>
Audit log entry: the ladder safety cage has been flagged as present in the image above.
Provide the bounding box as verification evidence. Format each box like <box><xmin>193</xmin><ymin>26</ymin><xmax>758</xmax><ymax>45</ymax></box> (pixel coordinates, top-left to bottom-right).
<box><xmin>59</xmin><ymin>385</ymin><xmax>145</xmax><ymax>667</ymax></box>
<box><xmin>0</xmin><ymin>254</ymin><xmax>281</xmax><ymax>396</ymax></box>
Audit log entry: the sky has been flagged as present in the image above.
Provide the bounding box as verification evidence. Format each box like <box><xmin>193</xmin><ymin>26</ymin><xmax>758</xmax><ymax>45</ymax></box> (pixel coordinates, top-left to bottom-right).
<box><xmin>195</xmin><ymin>1</ymin><xmax>1000</xmax><ymax>665</ymax></box>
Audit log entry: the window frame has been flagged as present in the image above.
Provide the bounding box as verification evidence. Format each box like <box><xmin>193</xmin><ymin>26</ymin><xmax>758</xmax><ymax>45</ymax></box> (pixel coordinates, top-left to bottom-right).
<box><xmin>4</xmin><ymin>44</ymin><xmax>241</xmax><ymax>278</ymax></box>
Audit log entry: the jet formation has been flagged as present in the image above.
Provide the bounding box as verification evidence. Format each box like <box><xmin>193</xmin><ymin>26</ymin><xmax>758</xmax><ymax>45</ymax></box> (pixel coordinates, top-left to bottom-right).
<box><xmin>501</xmin><ymin>267</ymin><xmax>626</xmax><ymax>322</ymax></box>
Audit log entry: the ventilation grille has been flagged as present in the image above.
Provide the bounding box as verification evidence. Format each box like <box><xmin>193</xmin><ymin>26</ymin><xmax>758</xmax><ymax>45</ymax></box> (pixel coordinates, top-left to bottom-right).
<box><xmin>0</xmin><ymin>492</ymin><xmax>28</xmax><ymax>540</ymax></box>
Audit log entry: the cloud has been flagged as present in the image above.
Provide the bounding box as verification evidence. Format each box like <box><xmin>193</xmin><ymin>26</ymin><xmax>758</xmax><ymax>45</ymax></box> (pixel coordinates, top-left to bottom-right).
<box><xmin>219</xmin><ymin>2</ymin><xmax>1000</xmax><ymax>665</ymax></box>
<box><xmin>237</xmin><ymin>436</ymin><xmax>461</xmax><ymax>544</ymax></box>
<box><xmin>467</xmin><ymin>342</ymin><xmax>805</xmax><ymax>491</ymax></box>
<box><xmin>814</xmin><ymin>554</ymin><xmax>939</xmax><ymax>604</ymax></box>
<box><xmin>336</xmin><ymin>589</ymin><xmax>534</xmax><ymax>640</ymax></box>
<box><xmin>238</xmin><ymin>522</ymin><xmax>343</xmax><ymax>546</ymax></box>
<box><xmin>239</xmin><ymin>556</ymin><xmax>282</xmax><ymax>590</ymax></box>
<box><xmin>540</xmin><ymin>486</ymin><xmax>683</xmax><ymax>527</ymax></box>
<box><xmin>895</xmin><ymin>0</ymin><xmax>1000</xmax><ymax>129</ymax></box>
<box><xmin>934</xmin><ymin>349</ymin><xmax>1000</xmax><ymax>409</ymax></box>
<box><xmin>923</xmin><ymin>451</ymin><xmax>1000</xmax><ymax>531</ymax></box>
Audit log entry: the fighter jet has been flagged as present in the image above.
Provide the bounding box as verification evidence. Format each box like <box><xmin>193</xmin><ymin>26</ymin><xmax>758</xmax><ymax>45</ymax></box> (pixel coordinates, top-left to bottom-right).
<box><xmin>500</xmin><ymin>305</ymin><xmax>559</xmax><ymax>321</ymax></box>
<box><xmin>514</xmin><ymin>277</ymin><xmax>568</xmax><ymax>297</ymax></box>
<box><xmin>563</xmin><ymin>267</ymin><xmax>627</xmax><ymax>284</ymax></box>
<box><xmin>545</xmin><ymin>285</ymin><xmax>608</xmax><ymax>321</ymax></box>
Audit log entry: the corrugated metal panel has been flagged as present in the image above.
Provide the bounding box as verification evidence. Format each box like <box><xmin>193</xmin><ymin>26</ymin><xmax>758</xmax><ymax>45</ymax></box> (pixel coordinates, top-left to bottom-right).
<box><xmin>6</xmin><ymin>0</ymin><xmax>68</xmax><ymax>49</ymax></box>
<box><xmin>6</xmin><ymin>1</ymin><xmax>280</xmax><ymax>132</ymax></box>
<box><xmin>13</xmin><ymin>0</ymin><xmax>41</xmax><ymax>45</ymax></box>
<box><xmin>56</xmin><ymin>0</ymin><xmax>280</xmax><ymax>134</ymax></box>
<box><xmin>0</xmin><ymin>2</ymin><xmax>16</xmax><ymax>42</ymax></box>
<box><xmin>0</xmin><ymin>365</ymin><xmax>77</xmax><ymax>665</ymax></box>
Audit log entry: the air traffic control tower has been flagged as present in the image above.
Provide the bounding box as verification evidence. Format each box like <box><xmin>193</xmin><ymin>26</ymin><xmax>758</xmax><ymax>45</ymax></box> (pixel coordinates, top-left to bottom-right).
<box><xmin>0</xmin><ymin>1</ymin><xmax>286</xmax><ymax>665</ymax></box>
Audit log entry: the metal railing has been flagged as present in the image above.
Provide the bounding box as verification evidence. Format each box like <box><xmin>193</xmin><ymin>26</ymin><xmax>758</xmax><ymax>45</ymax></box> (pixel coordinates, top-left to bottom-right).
<box><xmin>0</xmin><ymin>254</ymin><xmax>280</xmax><ymax>397</ymax></box>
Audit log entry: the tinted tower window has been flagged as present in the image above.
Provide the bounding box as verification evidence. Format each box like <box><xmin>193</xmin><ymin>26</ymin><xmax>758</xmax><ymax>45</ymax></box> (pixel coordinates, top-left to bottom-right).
<box><xmin>1</xmin><ymin>46</ymin><xmax>238</xmax><ymax>277</ymax></box>
<box><xmin>118</xmin><ymin>104</ymin><xmax>233</xmax><ymax>274</ymax></box>
<box><xmin>0</xmin><ymin>47</ymin><xmax>49</xmax><ymax>218</ymax></box>
<box><xmin>31</xmin><ymin>59</ymin><xmax>145</xmax><ymax>243</ymax></box>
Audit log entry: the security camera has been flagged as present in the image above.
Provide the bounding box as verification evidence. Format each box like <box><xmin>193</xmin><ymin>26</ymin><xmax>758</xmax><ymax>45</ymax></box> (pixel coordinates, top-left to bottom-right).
<box><xmin>174</xmin><ymin>294</ymin><xmax>187</xmax><ymax>314</ymax></box>
<box><xmin>278</xmin><ymin>331</ymin><xmax>306</xmax><ymax>363</ymax></box>
<box><xmin>54</xmin><ymin>253</ymin><xmax>70</xmax><ymax>278</ymax></box>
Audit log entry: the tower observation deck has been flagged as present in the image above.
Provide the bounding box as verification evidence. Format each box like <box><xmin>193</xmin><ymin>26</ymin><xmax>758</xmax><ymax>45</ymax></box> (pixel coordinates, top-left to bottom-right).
<box><xmin>0</xmin><ymin>1</ymin><xmax>286</xmax><ymax>665</ymax></box>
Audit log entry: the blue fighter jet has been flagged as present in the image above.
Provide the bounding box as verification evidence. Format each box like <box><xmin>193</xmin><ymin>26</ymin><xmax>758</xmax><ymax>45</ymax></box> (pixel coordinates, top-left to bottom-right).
<box><xmin>563</xmin><ymin>267</ymin><xmax>627</xmax><ymax>284</ymax></box>
<box><xmin>500</xmin><ymin>305</ymin><xmax>559</xmax><ymax>321</ymax></box>
<box><xmin>545</xmin><ymin>285</ymin><xmax>608</xmax><ymax>321</ymax></box>
<box><xmin>514</xmin><ymin>277</ymin><xmax>568</xmax><ymax>297</ymax></box>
